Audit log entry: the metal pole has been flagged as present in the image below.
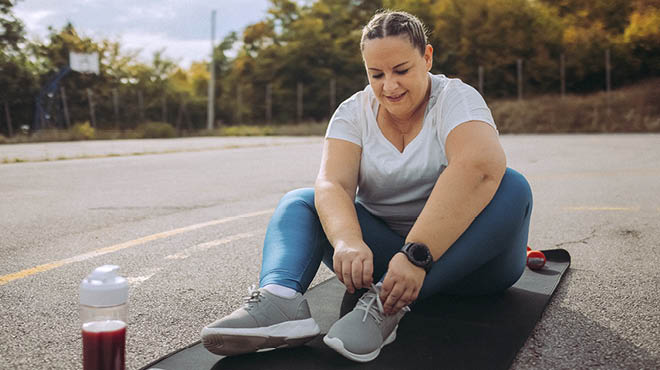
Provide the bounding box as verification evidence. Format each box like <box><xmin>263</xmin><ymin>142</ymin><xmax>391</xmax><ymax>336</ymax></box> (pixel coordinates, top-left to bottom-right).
<box><xmin>176</xmin><ymin>96</ymin><xmax>183</xmax><ymax>132</ymax></box>
<box><xmin>40</xmin><ymin>107</ymin><xmax>46</xmax><ymax>130</ymax></box>
<box><xmin>560</xmin><ymin>53</ymin><xmax>566</xmax><ymax>98</ymax></box>
<box><xmin>4</xmin><ymin>101</ymin><xmax>13</xmax><ymax>137</ymax></box>
<box><xmin>112</xmin><ymin>89</ymin><xmax>120</xmax><ymax>129</ymax></box>
<box><xmin>86</xmin><ymin>88</ymin><xmax>97</xmax><ymax>128</ymax></box>
<box><xmin>138</xmin><ymin>90</ymin><xmax>145</xmax><ymax>123</ymax></box>
<box><xmin>60</xmin><ymin>87</ymin><xmax>71</xmax><ymax>129</ymax></box>
<box><xmin>184</xmin><ymin>100</ymin><xmax>192</xmax><ymax>130</ymax></box>
<box><xmin>329</xmin><ymin>78</ymin><xmax>336</xmax><ymax>116</ymax></box>
<box><xmin>605</xmin><ymin>49</ymin><xmax>612</xmax><ymax>115</ymax></box>
<box><xmin>162</xmin><ymin>95</ymin><xmax>167</xmax><ymax>123</ymax></box>
<box><xmin>517</xmin><ymin>58</ymin><xmax>523</xmax><ymax>101</ymax></box>
<box><xmin>207</xmin><ymin>10</ymin><xmax>216</xmax><ymax>130</ymax></box>
<box><xmin>297</xmin><ymin>82</ymin><xmax>303</xmax><ymax>123</ymax></box>
<box><xmin>478</xmin><ymin>66</ymin><xmax>484</xmax><ymax>95</ymax></box>
<box><xmin>605</xmin><ymin>49</ymin><xmax>611</xmax><ymax>93</ymax></box>
<box><xmin>236</xmin><ymin>84</ymin><xmax>242</xmax><ymax>123</ymax></box>
<box><xmin>266</xmin><ymin>83</ymin><xmax>272</xmax><ymax>124</ymax></box>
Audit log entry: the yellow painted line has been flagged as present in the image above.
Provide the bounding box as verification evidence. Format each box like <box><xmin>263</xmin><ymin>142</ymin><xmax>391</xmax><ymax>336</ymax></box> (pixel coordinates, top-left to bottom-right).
<box><xmin>563</xmin><ymin>206</ymin><xmax>640</xmax><ymax>211</ymax></box>
<box><xmin>0</xmin><ymin>209</ymin><xmax>273</xmax><ymax>286</ymax></box>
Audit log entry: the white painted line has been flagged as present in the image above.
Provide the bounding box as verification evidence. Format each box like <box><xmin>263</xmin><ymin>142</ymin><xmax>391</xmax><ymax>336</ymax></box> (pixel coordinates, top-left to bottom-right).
<box><xmin>127</xmin><ymin>268</ymin><xmax>161</xmax><ymax>287</ymax></box>
<box><xmin>165</xmin><ymin>232</ymin><xmax>254</xmax><ymax>260</ymax></box>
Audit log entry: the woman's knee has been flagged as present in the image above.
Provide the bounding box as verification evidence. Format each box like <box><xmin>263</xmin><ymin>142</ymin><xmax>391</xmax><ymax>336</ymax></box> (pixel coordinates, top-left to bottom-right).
<box><xmin>501</xmin><ymin>168</ymin><xmax>533</xmax><ymax>209</ymax></box>
<box><xmin>486</xmin><ymin>168</ymin><xmax>533</xmax><ymax>227</ymax></box>
<box><xmin>278</xmin><ymin>188</ymin><xmax>316</xmax><ymax>210</ymax></box>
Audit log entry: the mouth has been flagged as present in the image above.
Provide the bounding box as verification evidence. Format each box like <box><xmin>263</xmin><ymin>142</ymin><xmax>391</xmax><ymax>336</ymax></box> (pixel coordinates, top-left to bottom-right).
<box><xmin>385</xmin><ymin>91</ymin><xmax>407</xmax><ymax>103</ymax></box>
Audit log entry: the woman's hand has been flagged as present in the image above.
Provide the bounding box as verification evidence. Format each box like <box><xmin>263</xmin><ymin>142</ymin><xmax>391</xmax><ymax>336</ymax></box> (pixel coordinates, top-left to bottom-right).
<box><xmin>333</xmin><ymin>240</ymin><xmax>374</xmax><ymax>294</ymax></box>
<box><xmin>380</xmin><ymin>252</ymin><xmax>426</xmax><ymax>315</ymax></box>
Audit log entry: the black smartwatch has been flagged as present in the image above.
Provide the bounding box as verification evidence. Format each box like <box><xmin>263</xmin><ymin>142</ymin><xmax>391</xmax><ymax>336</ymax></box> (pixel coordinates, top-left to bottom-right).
<box><xmin>399</xmin><ymin>242</ymin><xmax>433</xmax><ymax>273</ymax></box>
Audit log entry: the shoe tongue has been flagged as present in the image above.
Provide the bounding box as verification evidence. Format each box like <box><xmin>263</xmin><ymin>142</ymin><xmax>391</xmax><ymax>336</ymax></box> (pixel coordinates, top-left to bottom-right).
<box><xmin>369</xmin><ymin>284</ymin><xmax>383</xmax><ymax>301</ymax></box>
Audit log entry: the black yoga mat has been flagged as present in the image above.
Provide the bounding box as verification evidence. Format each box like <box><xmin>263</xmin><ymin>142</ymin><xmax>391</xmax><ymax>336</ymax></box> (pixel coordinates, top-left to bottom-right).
<box><xmin>142</xmin><ymin>249</ymin><xmax>570</xmax><ymax>370</ymax></box>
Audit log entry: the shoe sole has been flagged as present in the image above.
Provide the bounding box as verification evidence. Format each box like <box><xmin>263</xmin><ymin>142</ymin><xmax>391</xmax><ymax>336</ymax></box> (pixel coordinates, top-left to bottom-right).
<box><xmin>322</xmin><ymin>325</ymin><xmax>398</xmax><ymax>363</ymax></box>
<box><xmin>201</xmin><ymin>318</ymin><xmax>320</xmax><ymax>356</ymax></box>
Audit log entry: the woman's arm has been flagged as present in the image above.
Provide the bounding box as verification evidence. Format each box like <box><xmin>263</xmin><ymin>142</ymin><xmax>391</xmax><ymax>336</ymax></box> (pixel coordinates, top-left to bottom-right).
<box><xmin>315</xmin><ymin>138</ymin><xmax>373</xmax><ymax>293</ymax></box>
<box><xmin>407</xmin><ymin>120</ymin><xmax>506</xmax><ymax>258</ymax></box>
<box><xmin>380</xmin><ymin>120</ymin><xmax>506</xmax><ymax>313</ymax></box>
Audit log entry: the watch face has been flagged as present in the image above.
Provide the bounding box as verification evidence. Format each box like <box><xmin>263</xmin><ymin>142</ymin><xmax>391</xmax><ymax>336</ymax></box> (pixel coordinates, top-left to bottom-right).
<box><xmin>402</xmin><ymin>243</ymin><xmax>432</xmax><ymax>271</ymax></box>
<box><xmin>411</xmin><ymin>244</ymin><xmax>430</xmax><ymax>262</ymax></box>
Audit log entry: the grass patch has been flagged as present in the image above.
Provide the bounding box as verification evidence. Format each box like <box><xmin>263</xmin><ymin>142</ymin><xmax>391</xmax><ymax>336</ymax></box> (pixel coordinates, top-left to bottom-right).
<box><xmin>270</xmin><ymin>122</ymin><xmax>329</xmax><ymax>136</ymax></box>
<box><xmin>196</xmin><ymin>122</ymin><xmax>328</xmax><ymax>137</ymax></box>
<box><xmin>491</xmin><ymin>78</ymin><xmax>660</xmax><ymax>133</ymax></box>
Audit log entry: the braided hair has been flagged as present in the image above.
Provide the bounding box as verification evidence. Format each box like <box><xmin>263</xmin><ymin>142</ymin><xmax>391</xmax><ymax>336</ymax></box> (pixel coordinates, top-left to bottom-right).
<box><xmin>360</xmin><ymin>10</ymin><xmax>429</xmax><ymax>55</ymax></box>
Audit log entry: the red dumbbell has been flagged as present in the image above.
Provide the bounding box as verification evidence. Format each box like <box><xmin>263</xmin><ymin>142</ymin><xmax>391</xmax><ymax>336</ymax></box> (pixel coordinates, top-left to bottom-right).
<box><xmin>526</xmin><ymin>246</ymin><xmax>546</xmax><ymax>270</ymax></box>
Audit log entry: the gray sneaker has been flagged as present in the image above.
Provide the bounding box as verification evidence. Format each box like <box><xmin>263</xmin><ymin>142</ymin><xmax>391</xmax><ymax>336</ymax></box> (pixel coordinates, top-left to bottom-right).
<box><xmin>323</xmin><ymin>283</ymin><xmax>409</xmax><ymax>362</ymax></box>
<box><xmin>201</xmin><ymin>285</ymin><xmax>321</xmax><ymax>356</ymax></box>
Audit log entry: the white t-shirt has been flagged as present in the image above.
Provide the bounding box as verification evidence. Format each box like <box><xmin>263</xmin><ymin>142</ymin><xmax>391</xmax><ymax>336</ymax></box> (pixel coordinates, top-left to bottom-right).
<box><xmin>325</xmin><ymin>73</ymin><xmax>496</xmax><ymax>236</ymax></box>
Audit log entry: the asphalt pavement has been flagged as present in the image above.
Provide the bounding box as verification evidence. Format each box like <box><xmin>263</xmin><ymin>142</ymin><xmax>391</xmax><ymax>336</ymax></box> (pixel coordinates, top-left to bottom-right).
<box><xmin>0</xmin><ymin>136</ymin><xmax>320</xmax><ymax>163</ymax></box>
<box><xmin>0</xmin><ymin>134</ymin><xmax>658</xmax><ymax>369</ymax></box>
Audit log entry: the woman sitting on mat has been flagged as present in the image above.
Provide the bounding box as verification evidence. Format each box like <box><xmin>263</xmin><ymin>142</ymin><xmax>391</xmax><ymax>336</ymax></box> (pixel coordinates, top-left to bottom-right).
<box><xmin>201</xmin><ymin>10</ymin><xmax>532</xmax><ymax>363</ymax></box>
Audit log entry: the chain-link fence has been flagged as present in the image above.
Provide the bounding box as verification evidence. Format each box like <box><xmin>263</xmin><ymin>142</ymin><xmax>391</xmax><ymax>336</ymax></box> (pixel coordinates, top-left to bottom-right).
<box><xmin>0</xmin><ymin>47</ymin><xmax>653</xmax><ymax>137</ymax></box>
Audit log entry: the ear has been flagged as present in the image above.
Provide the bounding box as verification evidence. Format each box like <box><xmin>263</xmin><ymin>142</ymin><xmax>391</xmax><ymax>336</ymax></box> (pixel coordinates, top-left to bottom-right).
<box><xmin>424</xmin><ymin>44</ymin><xmax>433</xmax><ymax>71</ymax></box>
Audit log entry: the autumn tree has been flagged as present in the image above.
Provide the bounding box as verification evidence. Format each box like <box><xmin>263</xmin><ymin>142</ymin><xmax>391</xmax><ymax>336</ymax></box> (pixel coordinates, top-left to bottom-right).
<box><xmin>3</xmin><ymin>0</ymin><xmax>659</xmax><ymax>133</ymax></box>
<box><xmin>217</xmin><ymin>0</ymin><xmax>382</xmax><ymax>123</ymax></box>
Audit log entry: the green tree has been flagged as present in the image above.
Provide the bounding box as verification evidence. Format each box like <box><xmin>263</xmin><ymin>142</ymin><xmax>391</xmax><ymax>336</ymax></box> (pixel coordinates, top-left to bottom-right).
<box><xmin>5</xmin><ymin>0</ymin><xmax>659</xmax><ymax>135</ymax></box>
<box><xmin>621</xmin><ymin>5</ymin><xmax>660</xmax><ymax>78</ymax></box>
<box><xmin>213</xmin><ymin>32</ymin><xmax>241</xmax><ymax>124</ymax></box>
<box><xmin>1</xmin><ymin>0</ymin><xmax>39</xmax><ymax>134</ymax></box>
<box><xmin>428</xmin><ymin>0</ymin><xmax>563</xmax><ymax>97</ymax></box>
<box><xmin>539</xmin><ymin>0</ymin><xmax>659</xmax><ymax>91</ymax></box>
<box><xmin>539</xmin><ymin>0</ymin><xmax>634</xmax><ymax>34</ymax></box>
<box><xmin>224</xmin><ymin>0</ymin><xmax>382</xmax><ymax>123</ymax></box>
<box><xmin>0</xmin><ymin>0</ymin><xmax>24</xmax><ymax>52</ymax></box>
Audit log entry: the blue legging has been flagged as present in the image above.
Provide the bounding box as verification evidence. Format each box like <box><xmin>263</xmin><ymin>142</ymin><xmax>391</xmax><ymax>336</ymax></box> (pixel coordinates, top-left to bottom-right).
<box><xmin>259</xmin><ymin>168</ymin><xmax>533</xmax><ymax>299</ymax></box>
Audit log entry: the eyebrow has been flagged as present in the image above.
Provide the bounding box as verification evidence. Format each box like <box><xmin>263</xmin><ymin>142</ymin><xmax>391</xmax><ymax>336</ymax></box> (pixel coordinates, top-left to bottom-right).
<box><xmin>367</xmin><ymin>61</ymin><xmax>409</xmax><ymax>71</ymax></box>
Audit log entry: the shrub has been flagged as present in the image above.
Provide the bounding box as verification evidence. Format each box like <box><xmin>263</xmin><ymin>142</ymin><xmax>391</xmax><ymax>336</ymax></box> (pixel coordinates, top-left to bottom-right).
<box><xmin>136</xmin><ymin>122</ymin><xmax>176</xmax><ymax>138</ymax></box>
<box><xmin>70</xmin><ymin>122</ymin><xmax>96</xmax><ymax>140</ymax></box>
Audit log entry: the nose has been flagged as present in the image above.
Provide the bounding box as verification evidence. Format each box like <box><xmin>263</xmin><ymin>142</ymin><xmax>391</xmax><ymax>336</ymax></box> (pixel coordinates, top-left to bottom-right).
<box><xmin>383</xmin><ymin>74</ymin><xmax>399</xmax><ymax>93</ymax></box>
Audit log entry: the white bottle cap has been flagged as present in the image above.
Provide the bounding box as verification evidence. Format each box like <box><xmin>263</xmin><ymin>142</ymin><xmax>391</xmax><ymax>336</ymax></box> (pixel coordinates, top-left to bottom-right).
<box><xmin>80</xmin><ymin>265</ymin><xmax>128</xmax><ymax>307</ymax></box>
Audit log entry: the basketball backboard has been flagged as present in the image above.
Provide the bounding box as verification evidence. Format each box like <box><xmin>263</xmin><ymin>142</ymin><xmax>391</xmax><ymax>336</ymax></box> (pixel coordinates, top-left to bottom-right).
<box><xmin>70</xmin><ymin>52</ymin><xmax>100</xmax><ymax>74</ymax></box>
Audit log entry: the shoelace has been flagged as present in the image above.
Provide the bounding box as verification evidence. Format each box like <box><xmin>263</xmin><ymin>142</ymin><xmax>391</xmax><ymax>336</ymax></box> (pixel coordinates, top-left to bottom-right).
<box><xmin>243</xmin><ymin>285</ymin><xmax>262</xmax><ymax>309</ymax></box>
<box><xmin>355</xmin><ymin>284</ymin><xmax>386</xmax><ymax>324</ymax></box>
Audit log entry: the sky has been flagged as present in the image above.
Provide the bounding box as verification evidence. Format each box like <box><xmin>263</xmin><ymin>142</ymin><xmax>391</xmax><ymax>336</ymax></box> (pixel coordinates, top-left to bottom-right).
<box><xmin>13</xmin><ymin>0</ymin><xmax>273</xmax><ymax>68</ymax></box>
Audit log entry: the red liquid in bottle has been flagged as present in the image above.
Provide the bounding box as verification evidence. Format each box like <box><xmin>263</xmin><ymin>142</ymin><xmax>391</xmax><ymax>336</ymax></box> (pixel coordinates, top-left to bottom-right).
<box><xmin>82</xmin><ymin>320</ymin><xmax>126</xmax><ymax>370</ymax></box>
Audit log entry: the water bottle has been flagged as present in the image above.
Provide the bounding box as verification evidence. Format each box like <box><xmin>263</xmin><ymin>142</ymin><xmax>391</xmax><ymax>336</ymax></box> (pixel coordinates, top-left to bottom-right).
<box><xmin>80</xmin><ymin>265</ymin><xmax>128</xmax><ymax>370</ymax></box>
